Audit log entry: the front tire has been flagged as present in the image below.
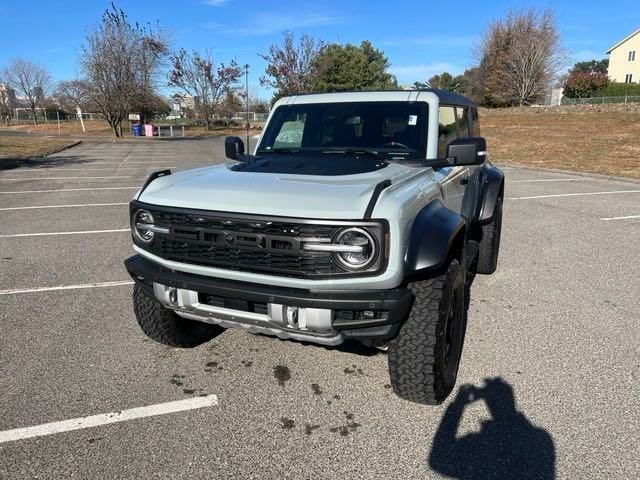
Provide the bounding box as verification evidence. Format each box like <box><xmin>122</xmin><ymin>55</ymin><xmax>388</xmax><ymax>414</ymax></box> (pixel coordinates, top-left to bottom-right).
<box><xmin>133</xmin><ymin>285</ymin><xmax>221</xmax><ymax>347</ymax></box>
<box><xmin>388</xmin><ymin>259</ymin><xmax>466</xmax><ymax>405</ymax></box>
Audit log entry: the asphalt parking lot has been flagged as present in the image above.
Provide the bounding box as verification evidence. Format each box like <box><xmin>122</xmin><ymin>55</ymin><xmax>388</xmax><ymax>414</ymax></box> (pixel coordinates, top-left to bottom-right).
<box><xmin>0</xmin><ymin>138</ymin><xmax>638</xmax><ymax>479</ymax></box>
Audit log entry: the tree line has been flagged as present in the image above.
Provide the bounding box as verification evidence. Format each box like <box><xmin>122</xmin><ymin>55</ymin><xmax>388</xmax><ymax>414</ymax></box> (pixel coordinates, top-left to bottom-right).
<box><xmin>0</xmin><ymin>5</ymin><xmax>623</xmax><ymax>134</ymax></box>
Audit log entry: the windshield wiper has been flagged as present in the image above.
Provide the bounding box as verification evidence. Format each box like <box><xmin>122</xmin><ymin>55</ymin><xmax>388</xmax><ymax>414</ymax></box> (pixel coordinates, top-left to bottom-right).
<box><xmin>320</xmin><ymin>148</ymin><xmax>386</xmax><ymax>160</ymax></box>
<box><xmin>256</xmin><ymin>148</ymin><xmax>300</xmax><ymax>155</ymax></box>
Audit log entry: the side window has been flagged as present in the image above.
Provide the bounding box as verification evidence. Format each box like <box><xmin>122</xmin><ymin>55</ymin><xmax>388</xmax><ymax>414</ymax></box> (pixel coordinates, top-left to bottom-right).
<box><xmin>272</xmin><ymin>113</ymin><xmax>306</xmax><ymax>149</ymax></box>
<box><xmin>455</xmin><ymin>107</ymin><xmax>471</xmax><ymax>138</ymax></box>
<box><xmin>470</xmin><ymin>108</ymin><xmax>481</xmax><ymax>137</ymax></box>
<box><xmin>438</xmin><ymin>106</ymin><xmax>457</xmax><ymax>157</ymax></box>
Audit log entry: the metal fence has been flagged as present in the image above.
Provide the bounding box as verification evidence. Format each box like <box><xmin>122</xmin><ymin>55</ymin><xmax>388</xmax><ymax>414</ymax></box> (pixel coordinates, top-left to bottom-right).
<box><xmin>561</xmin><ymin>96</ymin><xmax>640</xmax><ymax>105</ymax></box>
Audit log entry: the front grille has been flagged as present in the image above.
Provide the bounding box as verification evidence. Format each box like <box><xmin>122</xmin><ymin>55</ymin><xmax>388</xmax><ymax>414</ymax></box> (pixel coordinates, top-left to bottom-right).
<box><xmin>135</xmin><ymin>204</ymin><xmax>386</xmax><ymax>278</ymax></box>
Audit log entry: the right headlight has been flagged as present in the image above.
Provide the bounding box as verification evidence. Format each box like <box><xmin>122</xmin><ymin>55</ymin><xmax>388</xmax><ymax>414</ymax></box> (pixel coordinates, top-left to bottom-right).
<box><xmin>333</xmin><ymin>227</ymin><xmax>377</xmax><ymax>270</ymax></box>
<box><xmin>132</xmin><ymin>209</ymin><xmax>156</xmax><ymax>244</ymax></box>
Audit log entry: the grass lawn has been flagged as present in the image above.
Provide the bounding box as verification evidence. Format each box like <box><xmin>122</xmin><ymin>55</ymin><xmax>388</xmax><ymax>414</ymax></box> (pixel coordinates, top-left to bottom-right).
<box><xmin>481</xmin><ymin>110</ymin><xmax>640</xmax><ymax>179</ymax></box>
<box><xmin>0</xmin><ymin>136</ymin><xmax>79</xmax><ymax>158</ymax></box>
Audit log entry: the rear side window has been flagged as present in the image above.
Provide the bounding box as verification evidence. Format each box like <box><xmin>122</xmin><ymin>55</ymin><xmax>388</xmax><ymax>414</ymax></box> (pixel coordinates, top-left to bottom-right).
<box><xmin>438</xmin><ymin>106</ymin><xmax>457</xmax><ymax>157</ymax></box>
<box><xmin>470</xmin><ymin>108</ymin><xmax>481</xmax><ymax>136</ymax></box>
<box><xmin>455</xmin><ymin>107</ymin><xmax>471</xmax><ymax>138</ymax></box>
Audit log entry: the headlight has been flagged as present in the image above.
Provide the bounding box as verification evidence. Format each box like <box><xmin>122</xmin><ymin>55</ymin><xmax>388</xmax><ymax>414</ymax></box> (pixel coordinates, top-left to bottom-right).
<box><xmin>333</xmin><ymin>227</ymin><xmax>377</xmax><ymax>270</ymax></box>
<box><xmin>132</xmin><ymin>209</ymin><xmax>156</xmax><ymax>243</ymax></box>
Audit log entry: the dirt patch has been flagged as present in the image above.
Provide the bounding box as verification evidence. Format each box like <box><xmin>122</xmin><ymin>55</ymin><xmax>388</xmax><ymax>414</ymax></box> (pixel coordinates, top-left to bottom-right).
<box><xmin>481</xmin><ymin>107</ymin><xmax>640</xmax><ymax>179</ymax></box>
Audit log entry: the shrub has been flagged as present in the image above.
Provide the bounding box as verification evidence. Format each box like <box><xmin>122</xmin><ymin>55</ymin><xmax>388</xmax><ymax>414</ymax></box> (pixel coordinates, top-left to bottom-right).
<box><xmin>599</xmin><ymin>82</ymin><xmax>640</xmax><ymax>97</ymax></box>
<box><xmin>563</xmin><ymin>71</ymin><xmax>609</xmax><ymax>98</ymax></box>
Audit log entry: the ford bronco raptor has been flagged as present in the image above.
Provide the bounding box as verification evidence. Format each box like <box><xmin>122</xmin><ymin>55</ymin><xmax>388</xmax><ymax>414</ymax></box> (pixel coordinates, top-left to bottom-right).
<box><xmin>124</xmin><ymin>90</ymin><xmax>504</xmax><ymax>405</ymax></box>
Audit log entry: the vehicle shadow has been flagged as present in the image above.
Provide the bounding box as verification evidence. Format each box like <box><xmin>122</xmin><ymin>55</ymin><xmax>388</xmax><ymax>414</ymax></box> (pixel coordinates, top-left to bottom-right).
<box><xmin>428</xmin><ymin>377</ymin><xmax>555</xmax><ymax>479</ymax></box>
<box><xmin>0</xmin><ymin>155</ymin><xmax>93</xmax><ymax>171</ymax></box>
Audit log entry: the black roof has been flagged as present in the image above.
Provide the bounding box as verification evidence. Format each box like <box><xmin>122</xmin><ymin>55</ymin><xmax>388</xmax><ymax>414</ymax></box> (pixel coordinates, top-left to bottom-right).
<box><xmin>420</xmin><ymin>88</ymin><xmax>476</xmax><ymax>107</ymax></box>
<box><xmin>288</xmin><ymin>89</ymin><xmax>476</xmax><ymax>107</ymax></box>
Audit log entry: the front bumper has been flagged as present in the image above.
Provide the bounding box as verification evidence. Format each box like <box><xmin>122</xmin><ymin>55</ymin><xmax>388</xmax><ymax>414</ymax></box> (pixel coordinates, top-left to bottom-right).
<box><xmin>125</xmin><ymin>255</ymin><xmax>413</xmax><ymax>346</ymax></box>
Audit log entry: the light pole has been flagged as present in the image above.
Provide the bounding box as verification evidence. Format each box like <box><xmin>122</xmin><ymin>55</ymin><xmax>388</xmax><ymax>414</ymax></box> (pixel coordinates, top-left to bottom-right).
<box><xmin>244</xmin><ymin>64</ymin><xmax>250</xmax><ymax>150</ymax></box>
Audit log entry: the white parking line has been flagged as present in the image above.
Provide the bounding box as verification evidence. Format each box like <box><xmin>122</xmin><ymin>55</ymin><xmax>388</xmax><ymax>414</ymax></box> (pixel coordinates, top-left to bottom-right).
<box><xmin>509</xmin><ymin>190</ymin><xmax>640</xmax><ymax>200</ymax></box>
<box><xmin>601</xmin><ymin>215</ymin><xmax>640</xmax><ymax>221</ymax></box>
<box><xmin>0</xmin><ymin>187</ymin><xmax>138</xmax><ymax>194</ymax></box>
<box><xmin>0</xmin><ymin>280</ymin><xmax>134</xmax><ymax>296</ymax></box>
<box><xmin>1</xmin><ymin>176</ymin><xmax>133</xmax><ymax>181</ymax></box>
<box><xmin>510</xmin><ymin>178</ymin><xmax>588</xmax><ymax>183</ymax></box>
<box><xmin>0</xmin><ymin>229</ymin><xmax>130</xmax><ymax>238</ymax></box>
<box><xmin>6</xmin><ymin>167</ymin><xmax>173</xmax><ymax>172</ymax></box>
<box><xmin>0</xmin><ymin>395</ymin><xmax>218</xmax><ymax>444</ymax></box>
<box><xmin>0</xmin><ymin>202</ymin><xmax>128</xmax><ymax>211</ymax></box>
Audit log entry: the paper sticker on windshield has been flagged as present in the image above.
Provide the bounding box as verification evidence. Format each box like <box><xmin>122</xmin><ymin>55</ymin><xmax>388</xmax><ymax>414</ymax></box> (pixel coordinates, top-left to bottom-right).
<box><xmin>408</xmin><ymin>115</ymin><xmax>418</xmax><ymax>126</ymax></box>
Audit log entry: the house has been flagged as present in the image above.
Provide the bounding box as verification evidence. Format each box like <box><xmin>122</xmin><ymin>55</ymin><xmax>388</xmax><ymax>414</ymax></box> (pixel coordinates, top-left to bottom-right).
<box><xmin>606</xmin><ymin>27</ymin><xmax>640</xmax><ymax>83</ymax></box>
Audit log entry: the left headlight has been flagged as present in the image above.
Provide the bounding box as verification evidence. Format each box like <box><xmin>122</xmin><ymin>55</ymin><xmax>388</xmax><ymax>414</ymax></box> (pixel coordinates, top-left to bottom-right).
<box><xmin>333</xmin><ymin>227</ymin><xmax>377</xmax><ymax>270</ymax></box>
<box><xmin>132</xmin><ymin>209</ymin><xmax>156</xmax><ymax>244</ymax></box>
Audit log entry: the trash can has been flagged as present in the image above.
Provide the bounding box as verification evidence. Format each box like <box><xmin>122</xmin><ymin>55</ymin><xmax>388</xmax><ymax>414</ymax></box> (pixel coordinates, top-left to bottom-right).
<box><xmin>131</xmin><ymin>123</ymin><xmax>142</xmax><ymax>136</ymax></box>
<box><xmin>144</xmin><ymin>124</ymin><xmax>154</xmax><ymax>137</ymax></box>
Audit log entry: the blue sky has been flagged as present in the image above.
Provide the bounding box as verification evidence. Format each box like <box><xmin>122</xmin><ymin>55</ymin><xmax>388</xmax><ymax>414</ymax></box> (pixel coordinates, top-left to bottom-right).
<box><xmin>0</xmin><ymin>0</ymin><xmax>638</xmax><ymax>98</ymax></box>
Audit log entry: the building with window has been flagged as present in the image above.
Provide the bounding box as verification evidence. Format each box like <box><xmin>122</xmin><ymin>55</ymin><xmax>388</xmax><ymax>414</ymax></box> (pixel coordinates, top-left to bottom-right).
<box><xmin>606</xmin><ymin>27</ymin><xmax>640</xmax><ymax>83</ymax></box>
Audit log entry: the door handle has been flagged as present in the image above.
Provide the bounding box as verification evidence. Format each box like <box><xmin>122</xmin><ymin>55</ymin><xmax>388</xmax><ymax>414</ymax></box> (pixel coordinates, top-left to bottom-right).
<box><xmin>460</xmin><ymin>178</ymin><xmax>469</xmax><ymax>185</ymax></box>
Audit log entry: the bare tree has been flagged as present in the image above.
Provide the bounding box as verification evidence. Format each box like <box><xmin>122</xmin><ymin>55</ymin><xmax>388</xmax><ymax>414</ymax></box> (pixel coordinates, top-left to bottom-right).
<box><xmin>3</xmin><ymin>58</ymin><xmax>51</xmax><ymax>124</ymax></box>
<box><xmin>80</xmin><ymin>5</ymin><xmax>168</xmax><ymax>137</ymax></box>
<box><xmin>259</xmin><ymin>31</ymin><xmax>327</xmax><ymax>101</ymax></box>
<box><xmin>476</xmin><ymin>8</ymin><xmax>564</xmax><ymax>106</ymax></box>
<box><xmin>168</xmin><ymin>49</ymin><xmax>241</xmax><ymax>130</ymax></box>
<box><xmin>0</xmin><ymin>82</ymin><xmax>17</xmax><ymax>126</ymax></box>
<box><xmin>57</xmin><ymin>79</ymin><xmax>91</xmax><ymax>132</ymax></box>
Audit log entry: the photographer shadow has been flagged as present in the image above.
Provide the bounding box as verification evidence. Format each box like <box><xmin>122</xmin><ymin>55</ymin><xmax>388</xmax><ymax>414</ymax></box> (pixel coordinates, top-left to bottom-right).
<box><xmin>428</xmin><ymin>377</ymin><xmax>555</xmax><ymax>479</ymax></box>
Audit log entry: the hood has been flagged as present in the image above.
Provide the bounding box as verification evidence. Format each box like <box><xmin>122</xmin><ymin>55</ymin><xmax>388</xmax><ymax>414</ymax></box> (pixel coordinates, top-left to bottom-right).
<box><xmin>138</xmin><ymin>162</ymin><xmax>418</xmax><ymax>219</ymax></box>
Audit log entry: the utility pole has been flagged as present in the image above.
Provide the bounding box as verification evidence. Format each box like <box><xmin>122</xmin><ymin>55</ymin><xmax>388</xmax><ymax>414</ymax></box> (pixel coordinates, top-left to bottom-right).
<box><xmin>245</xmin><ymin>64</ymin><xmax>250</xmax><ymax>151</ymax></box>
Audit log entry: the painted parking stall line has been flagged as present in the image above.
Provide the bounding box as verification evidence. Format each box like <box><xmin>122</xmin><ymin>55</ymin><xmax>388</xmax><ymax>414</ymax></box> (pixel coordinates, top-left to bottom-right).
<box><xmin>6</xmin><ymin>167</ymin><xmax>174</xmax><ymax>172</ymax></box>
<box><xmin>601</xmin><ymin>214</ymin><xmax>640</xmax><ymax>221</ymax></box>
<box><xmin>0</xmin><ymin>280</ymin><xmax>134</xmax><ymax>296</ymax></box>
<box><xmin>509</xmin><ymin>190</ymin><xmax>640</xmax><ymax>200</ymax></box>
<box><xmin>510</xmin><ymin>178</ymin><xmax>590</xmax><ymax>183</ymax></box>
<box><xmin>0</xmin><ymin>202</ymin><xmax>128</xmax><ymax>211</ymax></box>
<box><xmin>0</xmin><ymin>229</ymin><xmax>130</xmax><ymax>238</ymax></box>
<box><xmin>1</xmin><ymin>176</ymin><xmax>134</xmax><ymax>181</ymax></box>
<box><xmin>0</xmin><ymin>395</ymin><xmax>218</xmax><ymax>444</ymax></box>
<box><xmin>0</xmin><ymin>187</ymin><xmax>139</xmax><ymax>194</ymax></box>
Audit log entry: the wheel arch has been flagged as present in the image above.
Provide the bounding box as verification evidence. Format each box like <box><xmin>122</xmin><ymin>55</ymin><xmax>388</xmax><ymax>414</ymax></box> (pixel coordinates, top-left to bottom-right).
<box><xmin>477</xmin><ymin>163</ymin><xmax>504</xmax><ymax>223</ymax></box>
<box><xmin>404</xmin><ymin>199</ymin><xmax>466</xmax><ymax>280</ymax></box>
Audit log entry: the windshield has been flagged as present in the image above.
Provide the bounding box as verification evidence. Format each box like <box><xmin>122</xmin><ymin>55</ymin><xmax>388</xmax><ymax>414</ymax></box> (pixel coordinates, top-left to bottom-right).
<box><xmin>258</xmin><ymin>101</ymin><xmax>428</xmax><ymax>160</ymax></box>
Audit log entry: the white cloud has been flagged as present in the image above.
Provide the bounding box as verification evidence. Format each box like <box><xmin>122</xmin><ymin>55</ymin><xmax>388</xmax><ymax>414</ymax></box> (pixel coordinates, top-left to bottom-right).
<box><xmin>204</xmin><ymin>12</ymin><xmax>344</xmax><ymax>35</ymax></box>
<box><xmin>389</xmin><ymin>62</ymin><xmax>464</xmax><ymax>82</ymax></box>
<box><xmin>203</xmin><ymin>0</ymin><xmax>230</xmax><ymax>5</ymax></box>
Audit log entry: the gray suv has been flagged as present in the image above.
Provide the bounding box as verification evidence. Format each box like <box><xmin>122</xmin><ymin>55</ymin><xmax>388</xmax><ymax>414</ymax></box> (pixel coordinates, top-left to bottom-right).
<box><xmin>125</xmin><ymin>90</ymin><xmax>504</xmax><ymax>405</ymax></box>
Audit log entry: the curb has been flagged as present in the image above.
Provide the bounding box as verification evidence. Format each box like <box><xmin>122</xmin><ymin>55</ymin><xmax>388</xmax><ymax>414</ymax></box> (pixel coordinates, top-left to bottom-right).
<box><xmin>41</xmin><ymin>140</ymin><xmax>83</xmax><ymax>157</ymax></box>
<box><xmin>498</xmin><ymin>163</ymin><xmax>640</xmax><ymax>185</ymax></box>
<box><xmin>0</xmin><ymin>140</ymin><xmax>83</xmax><ymax>160</ymax></box>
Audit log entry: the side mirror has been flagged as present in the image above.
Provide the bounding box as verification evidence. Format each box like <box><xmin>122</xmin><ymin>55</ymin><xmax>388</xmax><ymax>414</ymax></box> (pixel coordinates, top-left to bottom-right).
<box><xmin>446</xmin><ymin>137</ymin><xmax>487</xmax><ymax>166</ymax></box>
<box><xmin>225</xmin><ymin>136</ymin><xmax>245</xmax><ymax>160</ymax></box>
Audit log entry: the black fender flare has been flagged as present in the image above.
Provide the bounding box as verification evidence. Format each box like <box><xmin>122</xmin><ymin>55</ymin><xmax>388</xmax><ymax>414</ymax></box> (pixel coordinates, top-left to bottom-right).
<box><xmin>477</xmin><ymin>163</ymin><xmax>504</xmax><ymax>223</ymax></box>
<box><xmin>405</xmin><ymin>200</ymin><xmax>466</xmax><ymax>277</ymax></box>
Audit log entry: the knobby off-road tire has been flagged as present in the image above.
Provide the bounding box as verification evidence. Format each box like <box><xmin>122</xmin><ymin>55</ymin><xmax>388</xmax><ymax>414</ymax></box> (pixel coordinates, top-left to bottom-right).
<box><xmin>388</xmin><ymin>259</ymin><xmax>466</xmax><ymax>405</ymax></box>
<box><xmin>133</xmin><ymin>285</ymin><xmax>221</xmax><ymax>347</ymax></box>
<box><xmin>476</xmin><ymin>196</ymin><xmax>503</xmax><ymax>274</ymax></box>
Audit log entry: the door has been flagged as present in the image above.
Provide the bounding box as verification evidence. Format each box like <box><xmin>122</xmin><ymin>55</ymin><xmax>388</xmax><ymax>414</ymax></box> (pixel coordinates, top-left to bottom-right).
<box><xmin>455</xmin><ymin>106</ymin><xmax>481</xmax><ymax>223</ymax></box>
<box><xmin>437</xmin><ymin>105</ymin><xmax>470</xmax><ymax>217</ymax></box>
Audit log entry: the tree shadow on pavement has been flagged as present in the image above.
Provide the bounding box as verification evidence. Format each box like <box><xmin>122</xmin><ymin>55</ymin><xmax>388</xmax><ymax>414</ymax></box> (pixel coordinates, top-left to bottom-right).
<box><xmin>0</xmin><ymin>155</ymin><xmax>93</xmax><ymax>171</ymax></box>
<box><xmin>428</xmin><ymin>377</ymin><xmax>555</xmax><ymax>479</ymax></box>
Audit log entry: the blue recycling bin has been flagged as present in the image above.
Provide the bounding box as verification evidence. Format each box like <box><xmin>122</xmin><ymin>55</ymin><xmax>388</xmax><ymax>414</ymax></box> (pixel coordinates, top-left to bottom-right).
<box><xmin>131</xmin><ymin>123</ymin><xmax>142</xmax><ymax>136</ymax></box>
